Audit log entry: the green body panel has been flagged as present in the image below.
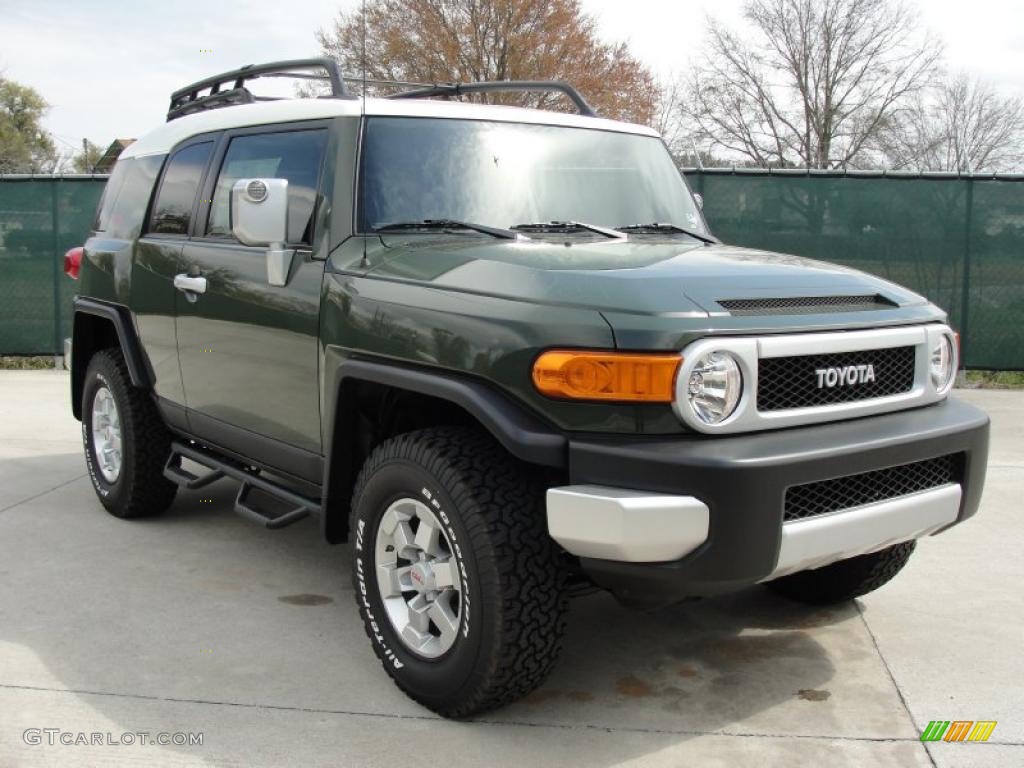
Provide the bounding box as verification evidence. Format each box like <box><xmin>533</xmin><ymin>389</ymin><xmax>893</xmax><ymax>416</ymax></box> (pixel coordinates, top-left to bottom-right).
<box><xmin>320</xmin><ymin>232</ymin><xmax>945</xmax><ymax>435</ymax></box>
<box><xmin>79</xmin><ymin>236</ymin><xmax>134</xmax><ymax>306</ymax></box>
<box><xmin>357</xmin><ymin>234</ymin><xmax>932</xmax><ymax>318</ymax></box>
<box><xmin>177</xmin><ymin>241</ymin><xmax>325</xmax><ymax>452</ymax></box>
<box><xmin>322</xmin><ymin>117</ymin><xmax>360</xmax><ymax>254</ymax></box>
<box><xmin>131</xmin><ymin>238</ymin><xmax>187</xmax><ymax>403</ymax></box>
<box><xmin>321</xmin><ymin>237</ymin><xmax>640</xmax><ymax>434</ymax></box>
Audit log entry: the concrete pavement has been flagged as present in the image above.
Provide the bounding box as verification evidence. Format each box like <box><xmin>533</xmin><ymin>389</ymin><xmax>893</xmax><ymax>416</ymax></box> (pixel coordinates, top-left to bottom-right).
<box><xmin>1</xmin><ymin>370</ymin><xmax>1021</xmax><ymax>767</ymax></box>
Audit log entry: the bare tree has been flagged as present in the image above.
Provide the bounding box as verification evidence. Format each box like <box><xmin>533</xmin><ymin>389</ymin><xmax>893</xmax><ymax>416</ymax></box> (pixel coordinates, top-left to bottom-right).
<box><xmin>652</xmin><ymin>75</ymin><xmax>686</xmax><ymax>157</ymax></box>
<box><xmin>681</xmin><ymin>0</ymin><xmax>942</xmax><ymax>169</ymax></box>
<box><xmin>878</xmin><ymin>73</ymin><xmax>1024</xmax><ymax>172</ymax></box>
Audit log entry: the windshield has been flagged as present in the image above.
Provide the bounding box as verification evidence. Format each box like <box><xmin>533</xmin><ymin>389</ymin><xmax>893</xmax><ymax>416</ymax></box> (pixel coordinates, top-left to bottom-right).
<box><xmin>359</xmin><ymin>117</ymin><xmax>706</xmax><ymax>236</ymax></box>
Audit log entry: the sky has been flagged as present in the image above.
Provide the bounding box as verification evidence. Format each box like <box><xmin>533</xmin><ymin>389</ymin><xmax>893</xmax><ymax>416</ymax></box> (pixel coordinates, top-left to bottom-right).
<box><xmin>2</xmin><ymin>0</ymin><xmax>1022</xmax><ymax>154</ymax></box>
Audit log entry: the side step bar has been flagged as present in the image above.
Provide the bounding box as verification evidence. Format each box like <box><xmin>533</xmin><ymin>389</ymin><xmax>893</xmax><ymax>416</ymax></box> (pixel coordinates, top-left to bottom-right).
<box><xmin>163</xmin><ymin>441</ymin><xmax>321</xmax><ymax>529</ymax></box>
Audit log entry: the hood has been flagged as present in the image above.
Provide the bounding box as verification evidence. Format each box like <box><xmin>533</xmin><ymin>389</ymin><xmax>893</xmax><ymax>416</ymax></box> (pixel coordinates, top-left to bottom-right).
<box><xmin>365</xmin><ymin>235</ymin><xmax>930</xmax><ymax>318</ymax></box>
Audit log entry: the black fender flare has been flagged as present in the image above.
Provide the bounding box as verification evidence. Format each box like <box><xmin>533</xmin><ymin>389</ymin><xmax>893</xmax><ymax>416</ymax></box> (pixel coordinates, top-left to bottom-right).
<box><xmin>71</xmin><ymin>297</ymin><xmax>153</xmax><ymax>419</ymax></box>
<box><xmin>321</xmin><ymin>357</ymin><xmax>567</xmax><ymax>542</ymax></box>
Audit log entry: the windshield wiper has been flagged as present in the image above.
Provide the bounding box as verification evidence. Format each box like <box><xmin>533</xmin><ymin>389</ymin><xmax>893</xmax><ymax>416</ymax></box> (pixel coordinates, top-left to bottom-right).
<box><xmin>511</xmin><ymin>220</ymin><xmax>626</xmax><ymax>239</ymax></box>
<box><xmin>374</xmin><ymin>219</ymin><xmax>520</xmax><ymax>240</ymax></box>
<box><xmin>615</xmin><ymin>222</ymin><xmax>716</xmax><ymax>243</ymax></box>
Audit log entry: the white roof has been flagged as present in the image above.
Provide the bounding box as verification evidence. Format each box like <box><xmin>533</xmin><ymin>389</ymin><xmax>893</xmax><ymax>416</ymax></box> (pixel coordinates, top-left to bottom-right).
<box><xmin>121</xmin><ymin>97</ymin><xmax>660</xmax><ymax>159</ymax></box>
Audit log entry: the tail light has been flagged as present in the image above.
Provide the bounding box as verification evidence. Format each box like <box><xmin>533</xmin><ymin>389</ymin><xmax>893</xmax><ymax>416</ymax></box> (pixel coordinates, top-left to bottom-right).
<box><xmin>64</xmin><ymin>246</ymin><xmax>84</xmax><ymax>279</ymax></box>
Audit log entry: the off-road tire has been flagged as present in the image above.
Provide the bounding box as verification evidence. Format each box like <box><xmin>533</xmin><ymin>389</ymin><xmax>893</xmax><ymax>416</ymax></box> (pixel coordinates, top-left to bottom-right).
<box><xmin>765</xmin><ymin>541</ymin><xmax>917</xmax><ymax>605</ymax></box>
<box><xmin>82</xmin><ymin>348</ymin><xmax>177</xmax><ymax>518</ymax></box>
<box><xmin>350</xmin><ymin>426</ymin><xmax>567</xmax><ymax>718</ymax></box>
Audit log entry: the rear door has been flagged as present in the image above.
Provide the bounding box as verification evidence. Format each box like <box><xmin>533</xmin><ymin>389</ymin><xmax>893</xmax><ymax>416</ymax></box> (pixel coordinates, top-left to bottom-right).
<box><xmin>175</xmin><ymin>123</ymin><xmax>329</xmax><ymax>480</ymax></box>
<box><xmin>132</xmin><ymin>139</ymin><xmax>215</xmax><ymax>423</ymax></box>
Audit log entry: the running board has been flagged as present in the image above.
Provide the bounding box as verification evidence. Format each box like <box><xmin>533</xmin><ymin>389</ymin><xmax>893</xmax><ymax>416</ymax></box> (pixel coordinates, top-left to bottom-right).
<box><xmin>163</xmin><ymin>441</ymin><xmax>320</xmax><ymax>529</ymax></box>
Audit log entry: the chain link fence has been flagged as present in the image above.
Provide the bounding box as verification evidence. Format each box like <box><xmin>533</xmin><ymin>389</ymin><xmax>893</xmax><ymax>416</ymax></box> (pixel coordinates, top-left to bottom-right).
<box><xmin>686</xmin><ymin>169</ymin><xmax>1024</xmax><ymax>370</ymax></box>
<box><xmin>0</xmin><ymin>175</ymin><xmax>106</xmax><ymax>355</ymax></box>
<box><xmin>0</xmin><ymin>172</ymin><xmax>1021</xmax><ymax>369</ymax></box>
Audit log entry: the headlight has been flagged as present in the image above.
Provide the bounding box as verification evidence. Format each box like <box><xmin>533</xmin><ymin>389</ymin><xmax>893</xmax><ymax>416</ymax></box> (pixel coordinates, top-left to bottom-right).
<box><xmin>686</xmin><ymin>351</ymin><xmax>742</xmax><ymax>424</ymax></box>
<box><xmin>930</xmin><ymin>333</ymin><xmax>955</xmax><ymax>392</ymax></box>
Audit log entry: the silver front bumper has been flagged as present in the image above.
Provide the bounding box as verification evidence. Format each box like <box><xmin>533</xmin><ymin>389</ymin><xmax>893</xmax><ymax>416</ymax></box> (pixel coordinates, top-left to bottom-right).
<box><xmin>765</xmin><ymin>483</ymin><xmax>961</xmax><ymax>579</ymax></box>
<box><xmin>547</xmin><ymin>482</ymin><xmax>962</xmax><ymax>572</ymax></box>
<box><xmin>546</xmin><ymin>486</ymin><xmax>709</xmax><ymax>562</ymax></box>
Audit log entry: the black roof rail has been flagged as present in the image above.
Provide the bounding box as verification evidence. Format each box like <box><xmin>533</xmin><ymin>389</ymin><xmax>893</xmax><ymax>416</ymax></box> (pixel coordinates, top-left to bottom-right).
<box><xmin>387</xmin><ymin>80</ymin><xmax>598</xmax><ymax>117</ymax></box>
<box><xmin>167</xmin><ymin>58</ymin><xmax>355</xmax><ymax>122</ymax></box>
<box><xmin>342</xmin><ymin>77</ymin><xmax>439</xmax><ymax>90</ymax></box>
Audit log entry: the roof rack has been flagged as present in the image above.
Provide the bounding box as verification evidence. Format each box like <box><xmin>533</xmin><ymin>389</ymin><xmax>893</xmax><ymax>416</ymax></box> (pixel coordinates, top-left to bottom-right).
<box><xmin>167</xmin><ymin>58</ymin><xmax>355</xmax><ymax>122</ymax></box>
<box><xmin>387</xmin><ymin>81</ymin><xmax>598</xmax><ymax>117</ymax></box>
<box><xmin>167</xmin><ymin>60</ymin><xmax>598</xmax><ymax>121</ymax></box>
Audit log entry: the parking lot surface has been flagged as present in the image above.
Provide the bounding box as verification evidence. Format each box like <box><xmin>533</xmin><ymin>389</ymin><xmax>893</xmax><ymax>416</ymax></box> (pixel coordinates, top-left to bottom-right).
<box><xmin>1</xmin><ymin>370</ymin><xmax>1021</xmax><ymax>767</ymax></box>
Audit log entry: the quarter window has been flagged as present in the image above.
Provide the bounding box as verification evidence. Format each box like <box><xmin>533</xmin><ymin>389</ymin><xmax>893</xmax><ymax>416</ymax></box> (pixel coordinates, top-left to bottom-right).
<box><xmin>104</xmin><ymin>155</ymin><xmax>164</xmax><ymax>240</ymax></box>
<box><xmin>150</xmin><ymin>142</ymin><xmax>212</xmax><ymax>235</ymax></box>
<box><xmin>93</xmin><ymin>160</ymin><xmax>128</xmax><ymax>232</ymax></box>
<box><xmin>206</xmin><ymin>129</ymin><xmax>327</xmax><ymax>244</ymax></box>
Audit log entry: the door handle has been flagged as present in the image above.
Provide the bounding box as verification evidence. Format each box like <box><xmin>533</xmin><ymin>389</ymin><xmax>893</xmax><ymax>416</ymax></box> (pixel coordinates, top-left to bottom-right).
<box><xmin>174</xmin><ymin>274</ymin><xmax>207</xmax><ymax>295</ymax></box>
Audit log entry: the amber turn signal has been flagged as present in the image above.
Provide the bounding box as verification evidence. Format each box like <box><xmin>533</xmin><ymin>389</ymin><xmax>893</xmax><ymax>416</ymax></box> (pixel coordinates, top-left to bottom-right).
<box><xmin>532</xmin><ymin>350</ymin><xmax>682</xmax><ymax>402</ymax></box>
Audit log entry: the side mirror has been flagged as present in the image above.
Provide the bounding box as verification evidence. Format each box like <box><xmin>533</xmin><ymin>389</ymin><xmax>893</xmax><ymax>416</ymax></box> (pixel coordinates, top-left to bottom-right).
<box><xmin>231</xmin><ymin>178</ymin><xmax>292</xmax><ymax>287</ymax></box>
<box><xmin>693</xmin><ymin>193</ymin><xmax>704</xmax><ymax>211</ymax></box>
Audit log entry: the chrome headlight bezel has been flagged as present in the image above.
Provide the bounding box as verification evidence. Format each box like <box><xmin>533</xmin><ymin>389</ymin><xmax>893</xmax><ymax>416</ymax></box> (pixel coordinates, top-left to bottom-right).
<box><xmin>929</xmin><ymin>330</ymin><xmax>957</xmax><ymax>395</ymax></box>
<box><xmin>674</xmin><ymin>325</ymin><xmax>956</xmax><ymax>434</ymax></box>
<box><xmin>682</xmin><ymin>350</ymin><xmax>745</xmax><ymax>425</ymax></box>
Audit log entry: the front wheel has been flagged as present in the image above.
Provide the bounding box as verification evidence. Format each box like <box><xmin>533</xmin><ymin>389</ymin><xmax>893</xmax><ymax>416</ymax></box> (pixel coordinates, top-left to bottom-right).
<box><xmin>351</xmin><ymin>426</ymin><xmax>567</xmax><ymax>718</ymax></box>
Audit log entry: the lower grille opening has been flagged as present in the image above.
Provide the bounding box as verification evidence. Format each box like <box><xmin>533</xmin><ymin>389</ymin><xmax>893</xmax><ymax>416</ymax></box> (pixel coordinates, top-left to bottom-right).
<box><xmin>784</xmin><ymin>454</ymin><xmax>961</xmax><ymax>522</ymax></box>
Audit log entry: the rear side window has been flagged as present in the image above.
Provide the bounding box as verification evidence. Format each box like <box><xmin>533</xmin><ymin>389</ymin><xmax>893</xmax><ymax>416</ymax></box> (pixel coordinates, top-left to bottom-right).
<box><xmin>93</xmin><ymin>161</ymin><xmax>129</xmax><ymax>232</ymax></box>
<box><xmin>102</xmin><ymin>156</ymin><xmax>163</xmax><ymax>240</ymax></box>
<box><xmin>149</xmin><ymin>142</ymin><xmax>213</xmax><ymax>235</ymax></box>
<box><xmin>206</xmin><ymin>129</ymin><xmax>327</xmax><ymax>244</ymax></box>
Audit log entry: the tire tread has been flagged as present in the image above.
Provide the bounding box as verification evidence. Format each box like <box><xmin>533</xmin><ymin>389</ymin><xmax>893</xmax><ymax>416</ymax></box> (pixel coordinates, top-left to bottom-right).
<box><xmin>766</xmin><ymin>540</ymin><xmax>916</xmax><ymax>605</ymax></box>
<box><xmin>84</xmin><ymin>348</ymin><xmax>177</xmax><ymax>518</ymax></box>
<box><xmin>351</xmin><ymin>426</ymin><xmax>567</xmax><ymax>718</ymax></box>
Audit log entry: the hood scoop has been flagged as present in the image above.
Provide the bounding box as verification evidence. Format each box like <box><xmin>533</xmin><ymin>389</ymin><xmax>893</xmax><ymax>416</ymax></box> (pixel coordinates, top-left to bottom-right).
<box><xmin>717</xmin><ymin>294</ymin><xmax>898</xmax><ymax>316</ymax></box>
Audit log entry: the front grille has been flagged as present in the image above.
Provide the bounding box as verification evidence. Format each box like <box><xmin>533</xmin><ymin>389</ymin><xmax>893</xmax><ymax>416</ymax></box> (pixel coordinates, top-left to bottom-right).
<box><xmin>784</xmin><ymin>455</ymin><xmax>960</xmax><ymax>522</ymax></box>
<box><xmin>719</xmin><ymin>295</ymin><xmax>895</xmax><ymax>315</ymax></box>
<box><xmin>758</xmin><ymin>346</ymin><xmax>916</xmax><ymax>411</ymax></box>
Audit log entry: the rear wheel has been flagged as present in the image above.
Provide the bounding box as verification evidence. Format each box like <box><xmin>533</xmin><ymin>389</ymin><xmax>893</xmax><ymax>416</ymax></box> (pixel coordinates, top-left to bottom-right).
<box><xmin>765</xmin><ymin>541</ymin><xmax>916</xmax><ymax>605</ymax></box>
<box><xmin>351</xmin><ymin>426</ymin><xmax>567</xmax><ymax>718</ymax></box>
<box><xmin>81</xmin><ymin>349</ymin><xmax>177</xmax><ymax>518</ymax></box>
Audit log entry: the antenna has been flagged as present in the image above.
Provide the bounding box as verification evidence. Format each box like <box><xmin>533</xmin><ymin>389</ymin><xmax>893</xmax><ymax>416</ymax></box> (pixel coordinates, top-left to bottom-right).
<box><xmin>361</xmin><ymin>0</ymin><xmax>367</xmax><ymax>109</ymax></box>
<box><xmin>360</xmin><ymin>0</ymin><xmax>369</xmax><ymax>268</ymax></box>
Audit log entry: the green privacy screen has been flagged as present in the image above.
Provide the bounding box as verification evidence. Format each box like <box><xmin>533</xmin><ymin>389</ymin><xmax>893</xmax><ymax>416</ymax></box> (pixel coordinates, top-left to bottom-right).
<box><xmin>0</xmin><ymin>177</ymin><xmax>106</xmax><ymax>354</ymax></box>
<box><xmin>0</xmin><ymin>172</ymin><xmax>1022</xmax><ymax>369</ymax></box>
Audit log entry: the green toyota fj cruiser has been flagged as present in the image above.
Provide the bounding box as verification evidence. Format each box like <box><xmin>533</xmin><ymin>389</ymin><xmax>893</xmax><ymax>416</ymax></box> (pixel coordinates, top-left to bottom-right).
<box><xmin>65</xmin><ymin>59</ymin><xmax>989</xmax><ymax>718</ymax></box>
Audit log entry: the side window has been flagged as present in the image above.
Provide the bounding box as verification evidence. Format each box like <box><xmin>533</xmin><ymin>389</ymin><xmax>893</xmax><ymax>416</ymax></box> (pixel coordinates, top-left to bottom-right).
<box><xmin>149</xmin><ymin>142</ymin><xmax>213</xmax><ymax>235</ymax></box>
<box><xmin>105</xmin><ymin>155</ymin><xmax>164</xmax><ymax>240</ymax></box>
<box><xmin>207</xmin><ymin>129</ymin><xmax>327</xmax><ymax>245</ymax></box>
<box><xmin>93</xmin><ymin>160</ymin><xmax>129</xmax><ymax>232</ymax></box>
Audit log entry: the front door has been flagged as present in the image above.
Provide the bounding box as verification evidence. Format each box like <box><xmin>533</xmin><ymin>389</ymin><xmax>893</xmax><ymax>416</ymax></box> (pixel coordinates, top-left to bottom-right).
<box><xmin>174</xmin><ymin>125</ymin><xmax>329</xmax><ymax>480</ymax></box>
